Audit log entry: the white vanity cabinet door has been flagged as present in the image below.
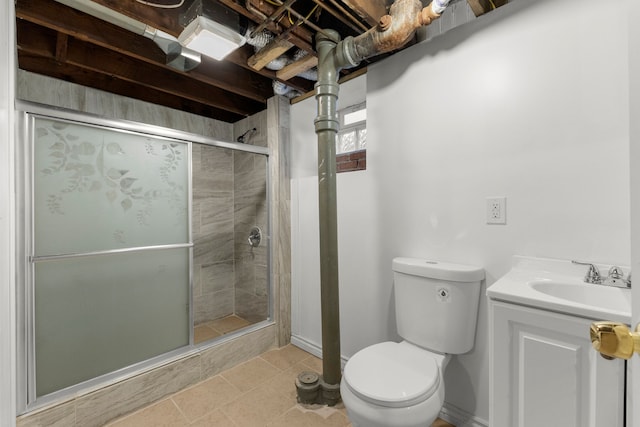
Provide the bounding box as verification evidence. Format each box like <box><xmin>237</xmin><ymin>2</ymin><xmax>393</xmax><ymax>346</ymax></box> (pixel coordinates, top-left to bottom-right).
<box><xmin>489</xmin><ymin>300</ymin><xmax>625</xmax><ymax>427</ymax></box>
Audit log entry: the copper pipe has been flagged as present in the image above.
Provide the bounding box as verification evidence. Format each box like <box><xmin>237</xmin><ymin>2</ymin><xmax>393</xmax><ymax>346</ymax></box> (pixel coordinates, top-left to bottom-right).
<box><xmin>339</xmin><ymin>0</ymin><xmax>440</xmax><ymax>66</ymax></box>
<box><xmin>282</xmin><ymin>6</ymin><xmax>340</xmax><ymax>42</ymax></box>
<box><xmin>250</xmin><ymin>0</ymin><xmax>298</xmax><ymax>37</ymax></box>
<box><xmin>324</xmin><ymin>0</ymin><xmax>370</xmax><ymax>32</ymax></box>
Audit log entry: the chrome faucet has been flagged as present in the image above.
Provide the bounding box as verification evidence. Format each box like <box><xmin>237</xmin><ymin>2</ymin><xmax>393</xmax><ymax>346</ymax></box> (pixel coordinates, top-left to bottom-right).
<box><xmin>572</xmin><ymin>260</ymin><xmax>601</xmax><ymax>284</ymax></box>
<box><xmin>572</xmin><ymin>260</ymin><xmax>631</xmax><ymax>288</ymax></box>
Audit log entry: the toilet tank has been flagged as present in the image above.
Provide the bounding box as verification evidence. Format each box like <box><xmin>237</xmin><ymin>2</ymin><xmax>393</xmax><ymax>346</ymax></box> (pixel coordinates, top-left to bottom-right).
<box><xmin>392</xmin><ymin>257</ymin><xmax>484</xmax><ymax>354</ymax></box>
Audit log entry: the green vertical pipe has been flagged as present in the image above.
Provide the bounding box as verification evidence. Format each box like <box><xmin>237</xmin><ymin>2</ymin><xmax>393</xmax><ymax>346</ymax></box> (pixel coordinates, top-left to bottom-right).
<box><xmin>314</xmin><ymin>29</ymin><xmax>342</xmax><ymax>387</ymax></box>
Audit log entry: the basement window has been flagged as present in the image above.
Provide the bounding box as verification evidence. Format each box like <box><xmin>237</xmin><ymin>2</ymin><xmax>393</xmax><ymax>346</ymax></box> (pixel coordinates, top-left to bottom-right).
<box><xmin>336</xmin><ymin>102</ymin><xmax>366</xmax><ymax>173</ymax></box>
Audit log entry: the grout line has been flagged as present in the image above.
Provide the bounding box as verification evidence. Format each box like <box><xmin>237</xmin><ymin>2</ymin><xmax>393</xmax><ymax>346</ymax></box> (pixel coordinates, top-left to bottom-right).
<box><xmin>168</xmin><ymin>398</ymin><xmax>190</xmax><ymax>424</ymax></box>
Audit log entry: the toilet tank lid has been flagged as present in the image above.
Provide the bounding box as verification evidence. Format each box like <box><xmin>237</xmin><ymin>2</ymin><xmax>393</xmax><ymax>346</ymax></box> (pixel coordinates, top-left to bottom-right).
<box><xmin>392</xmin><ymin>257</ymin><xmax>485</xmax><ymax>282</ymax></box>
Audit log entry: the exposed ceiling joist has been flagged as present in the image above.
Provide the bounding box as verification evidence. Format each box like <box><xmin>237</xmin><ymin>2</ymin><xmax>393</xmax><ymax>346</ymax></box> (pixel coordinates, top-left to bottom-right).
<box><xmin>17</xmin><ymin>20</ymin><xmax>264</xmax><ymax>117</ymax></box>
<box><xmin>248</xmin><ymin>38</ymin><xmax>294</xmax><ymax>71</ymax></box>
<box><xmin>339</xmin><ymin>0</ymin><xmax>393</xmax><ymax>26</ymax></box>
<box><xmin>276</xmin><ymin>54</ymin><xmax>318</xmax><ymax>81</ymax></box>
<box><xmin>19</xmin><ymin>54</ymin><xmax>244</xmax><ymax>122</ymax></box>
<box><xmin>14</xmin><ymin>0</ymin><xmax>508</xmax><ymax>124</ymax></box>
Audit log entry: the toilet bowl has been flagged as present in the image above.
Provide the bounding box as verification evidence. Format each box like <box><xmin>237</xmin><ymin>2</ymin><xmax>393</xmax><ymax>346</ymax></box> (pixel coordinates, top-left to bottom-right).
<box><xmin>340</xmin><ymin>258</ymin><xmax>484</xmax><ymax>427</ymax></box>
<box><xmin>341</xmin><ymin>341</ymin><xmax>449</xmax><ymax>427</ymax></box>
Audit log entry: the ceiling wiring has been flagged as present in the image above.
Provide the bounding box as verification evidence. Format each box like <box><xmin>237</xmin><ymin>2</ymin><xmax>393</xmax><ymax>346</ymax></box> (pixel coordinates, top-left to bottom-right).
<box><xmin>135</xmin><ymin>0</ymin><xmax>185</xmax><ymax>9</ymax></box>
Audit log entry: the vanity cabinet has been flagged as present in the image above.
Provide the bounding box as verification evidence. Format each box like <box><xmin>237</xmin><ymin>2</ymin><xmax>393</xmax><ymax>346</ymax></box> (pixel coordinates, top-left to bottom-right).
<box><xmin>489</xmin><ymin>300</ymin><xmax>625</xmax><ymax>427</ymax></box>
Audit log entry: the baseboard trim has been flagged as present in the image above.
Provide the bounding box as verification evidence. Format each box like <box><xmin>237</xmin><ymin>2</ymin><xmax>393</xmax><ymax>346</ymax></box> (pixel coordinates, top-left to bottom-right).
<box><xmin>439</xmin><ymin>402</ymin><xmax>488</xmax><ymax>427</ymax></box>
<box><xmin>290</xmin><ymin>335</ymin><xmax>348</xmax><ymax>368</ymax></box>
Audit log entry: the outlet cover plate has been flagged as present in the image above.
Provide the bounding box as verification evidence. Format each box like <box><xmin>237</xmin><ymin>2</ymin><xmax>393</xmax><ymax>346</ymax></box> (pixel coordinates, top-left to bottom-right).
<box><xmin>486</xmin><ymin>197</ymin><xmax>507</xmax><ymax>225</ymax></box>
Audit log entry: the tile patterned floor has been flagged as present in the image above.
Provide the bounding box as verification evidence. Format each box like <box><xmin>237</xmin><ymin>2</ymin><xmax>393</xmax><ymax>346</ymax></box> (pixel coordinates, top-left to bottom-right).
<box><xmin>194</xmin><ymin>315</ymin><xmax>251</xmax><ymax>344</ymax></box>
<box><xmin>105</xmin><ymin>344</ymin><xmax>455</xmax><ymax>427</ymax></box>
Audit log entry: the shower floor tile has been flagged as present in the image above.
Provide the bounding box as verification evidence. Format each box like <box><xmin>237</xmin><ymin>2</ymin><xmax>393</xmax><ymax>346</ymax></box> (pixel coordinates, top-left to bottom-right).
<box><xmin>194</xmin><ymin>315</ymin><xmax>251</xmax><ymax>344</ymax></box>
<box><xmin>105</xmin><ymin>345</ymin><xmax>456</xmax><ymax>427</ymax></box>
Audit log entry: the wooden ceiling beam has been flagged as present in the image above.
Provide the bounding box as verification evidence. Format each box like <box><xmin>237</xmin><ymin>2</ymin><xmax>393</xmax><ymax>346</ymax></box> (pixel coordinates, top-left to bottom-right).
<box><xmin>276</xmin><ymin>54</ymin><xmax>317</xmax><ymax>81</ymax></box>
<box><xmin>218</xmin><ymin>0</ymin><xmax>314</xmax><ymax>53</ymax></box>
<box><xmin>17</xmin><ymin>21</ymin><xmax>264</xmax><ymax>117</ymax></box>
<box><xmin>16</xmin><ymin>0</ymin><xmax>274</xmax><ymax>103</ymax></box>
<box><xmin>248</xmin><ymin>38</ymin><xmax>294</xmax><ymax>71</ymax></box>
<box><xmin>55</xmin><ymin>33</ymin><xmax>68</xmax><ymax>63</ymax></box>
<box><xmin>225</xmin><ymin>46</ymin><xmax>314</xmax><ymax>93</ymax></box>
<box><xmin>338</xmin><ymin>0</ymin><xmax>392</xmax><ymax>26</ymax></box>
<box><xmin>88</xmin><ymin>0</ymin><xmax>186</xmax><ymax>35</ymax></box>
<box><xmin>19</xmin><ymin>53</ymin><xmax>244</xmax><ymax>122</ymax></box>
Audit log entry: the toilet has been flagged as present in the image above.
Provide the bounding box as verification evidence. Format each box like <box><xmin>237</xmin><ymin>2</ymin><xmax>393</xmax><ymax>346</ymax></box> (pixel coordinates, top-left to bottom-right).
<box><xmin>340</xmin><ymin>257</ymin><xmax>484</xmax><ymax>427</ymax></box>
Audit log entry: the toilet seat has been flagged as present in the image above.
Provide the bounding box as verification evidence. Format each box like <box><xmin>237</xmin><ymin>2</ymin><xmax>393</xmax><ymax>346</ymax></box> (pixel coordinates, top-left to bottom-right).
<box><xmin>343</xmin><ymin>341</ymin><xmax>440</xmax><ymax>408</ymax></box>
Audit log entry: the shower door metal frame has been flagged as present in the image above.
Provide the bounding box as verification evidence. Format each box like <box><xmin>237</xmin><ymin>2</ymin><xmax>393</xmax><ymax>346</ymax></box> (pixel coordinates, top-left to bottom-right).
<box><xmin>15</xmin><ymin>101</ymin><xmax>273</xmax><ymax>415</ymax></box>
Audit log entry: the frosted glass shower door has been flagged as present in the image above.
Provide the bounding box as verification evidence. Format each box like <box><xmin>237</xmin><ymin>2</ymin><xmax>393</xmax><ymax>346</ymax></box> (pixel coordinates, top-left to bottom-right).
<box><xmin>30</xmin><ymin>117</ymin><xmax>191</xmax><ymax>397</ymax></box>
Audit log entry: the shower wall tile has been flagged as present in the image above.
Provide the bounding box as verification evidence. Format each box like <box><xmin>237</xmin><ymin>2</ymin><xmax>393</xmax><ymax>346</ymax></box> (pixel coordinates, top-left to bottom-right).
<box><xmin>74</xmin><ymin>355</ymin><xmax>201</xmax><ymax>427</ymax></box>
<box><xmin>192</xmin><ymin>173</ymin><xmax>233</xmax><ymax>197</ymax></box>
<box><xmin>200</xmin><ymin>197</ymin><xmax>234</xmax><ymax>236</ymax></box>
<box><xmin>191</xmin><ymin>142</ymin><xmax>202</xmax><ymax>172</ymax></box>
<box><xmin>234</xmin><ymin>203</ymin><xmax>257</xmax><ymax>229</ymax></box>
<box><xmin>255</xmin><ymin>265</ymin><xmax>268</xmax><ymax>297</ymax></box>
<box><xmin>194</xmin><ymin>288</ymin><xmax>234</xmax><ymax>324</ymax></box>
<box><xmin>232</xmin><ymin>110</ymin><xmax>268</xmax><ymax>147</ymax></box>
<box><xmin>193</xmin><ymin>143</ymin><xmax>235</xmax><ymax>325</ymax></box>
<box><xmin>233</xmin><ymin>151</ymin><xmax>255</xmax><ymax>174</ymax></box>
<box><xmin>200</xmin><ymin>324</ymin><xmax>276</xmax><ymax>378</ymax></box>
<box><xmin>234</xmin><ymin>236</ymin><xmax>267</xmax><ymax>268</ymax></box>
<box><xmin>193</xmin><ymin>164</ymin><xmax>233</xmax><ymax>198</ymax></box>
<box><xmin>201</xmin><ymin>146</ymin><xmax>233</xmax><ymax>174</ymax></box>
<box><xmin>16</xmin><ymin>400</ymin><xmax>75</xmax><ymax>427</ymax></box>
<box><xmin>266</xmin><ymin>96</ymin><xmax>292</xmax><ymax>347</ymax></box>
<box><xmin>85</xmin><ymin>87</ymin><xmax>116</xmax><ymax>118</ymax></box>
<box><xmin>235</xmin><ymin>289</ymin><xmax>269</xmax><ymax>324</ymax></box>
<box><xmin>230</xmin><ymin>123</ymin><xmax>270</xmax><ymax>330</ymax></box>
<box><xmin>172</xmin><ymin>109</ymin><xmax>205</xmax><ymax>136</ymax></box>
<box><xmin>204</xmin><ymin>119</ymin><xmax>233</xmax><ymax>141</ymax></box>
<box><xmin>193</xmin><ymin>232</ymin><xmax>234</xmax><ymax>269</ymax></box>
<box><xmin>257</xmin><ymin>201</ymin><xmax>268</xmax><ymax>230</ymax></box>
<box><xmin>193</xmin><ymin>264</ymin><xmax>202</xmax><ymax>297</ymax></box>
<box><xmin>234</xmin><ymin>258</ymin><xmax>256</xmax><ymax>294</ymax></box>
<box><xmin>234</xmin><ymin>172</ymin><xmax>267</xmax><ymax>205</ymax></box>
<box><xmin>17</xmin><ymin>71</ymin><xmax>85</xmax><ymax>111</ymax></box>
<box><xmin>201</xmin><ymin>261</ymin><xmax>235</xmax><ymax>295</ymax></box>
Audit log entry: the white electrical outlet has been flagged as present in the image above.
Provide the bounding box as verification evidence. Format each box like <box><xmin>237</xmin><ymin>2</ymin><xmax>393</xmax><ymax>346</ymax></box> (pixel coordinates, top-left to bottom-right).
<box><xmin>486</xmin><ymin>197</ymin><xmax>507</xmax><ymax>225</ymax></box>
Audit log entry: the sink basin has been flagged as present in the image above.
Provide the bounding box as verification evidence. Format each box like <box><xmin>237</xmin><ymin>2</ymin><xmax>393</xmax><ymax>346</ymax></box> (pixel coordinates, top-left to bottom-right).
<box><xmin>529</xmin><ymin>280</ymin><xmax>631</xmax><ymax>314</ymax></box>
<box><xmin>487</xmin><ymin>256</ymin><xmax>631</xmax><ymax>323</ymax></box>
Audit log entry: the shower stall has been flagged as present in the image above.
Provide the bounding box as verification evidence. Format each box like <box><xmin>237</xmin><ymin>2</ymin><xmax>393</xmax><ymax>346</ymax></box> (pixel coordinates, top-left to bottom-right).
<box><xmin>191</xmin><ymin>142</ymin><xmax>270</xmax><ymax>344</ymax></box>
<box><xmin>17</xmin><ymin>102</ymin><xmax>271</xmax><ymax>411</ymax></box>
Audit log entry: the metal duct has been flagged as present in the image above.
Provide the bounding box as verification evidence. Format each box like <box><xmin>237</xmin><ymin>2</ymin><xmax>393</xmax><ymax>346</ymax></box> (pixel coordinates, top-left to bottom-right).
<box><xmin>245</xmin><ymin>27</ymin><xmax>318</xmax><ymax>79</ymax></box>
<box><xmin>54</xmin><ymin>0</ymin><xmax>201</xmax><ymax>71</ymax></box>
<box><xmin>273</xmin><ymin>81</ymin><xmax>300</xmax><ymax>98</ymax></box>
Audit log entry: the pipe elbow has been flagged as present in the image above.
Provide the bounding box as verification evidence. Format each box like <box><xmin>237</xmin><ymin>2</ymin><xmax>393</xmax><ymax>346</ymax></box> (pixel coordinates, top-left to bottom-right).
<box><xmin>350</xmin><ymin>0</ymin><xmax>423</xmax><ymax>62</ymax></box>
<box><xmin>417</xmin><ymin>6</ymin><xmax>441</xmax><ymax>27</ymax></box>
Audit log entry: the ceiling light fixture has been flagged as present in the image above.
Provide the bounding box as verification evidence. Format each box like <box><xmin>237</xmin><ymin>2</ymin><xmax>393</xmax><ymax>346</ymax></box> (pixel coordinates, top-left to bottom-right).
<box><xmin>178</xmin><ymin>16</ymin><xmax>246</xmax><ymax>61</ymax></box>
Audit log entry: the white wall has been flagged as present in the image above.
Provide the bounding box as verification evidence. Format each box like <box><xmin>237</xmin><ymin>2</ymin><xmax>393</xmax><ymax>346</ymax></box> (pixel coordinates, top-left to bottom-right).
<box><xmin>1</xmin><ymin>0</ymin><xmax>16</xmax><ymax>425</ymax></box>
<box><xmin>290</xmin><ymin>0</ymin><xmax>631</xmax><ymax>423</ymax></box>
